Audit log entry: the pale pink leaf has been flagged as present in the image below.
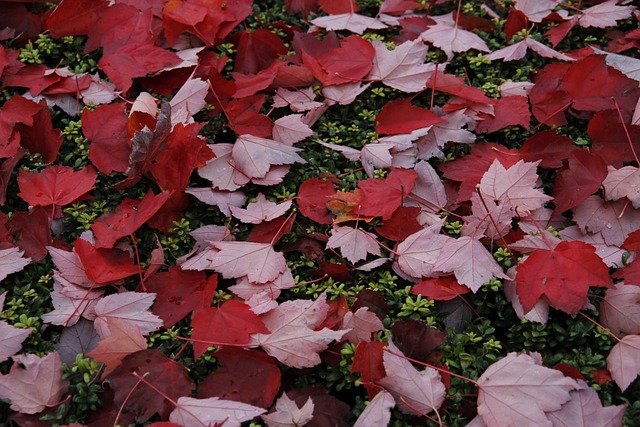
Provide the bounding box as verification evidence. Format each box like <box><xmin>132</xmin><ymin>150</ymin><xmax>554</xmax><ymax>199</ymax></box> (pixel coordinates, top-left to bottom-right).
<box><xmin>486</xmin><ymin>38</ymin><xmax>575</xmax><ymax>62</ymax></box>
<box><xmin>0</xmin><ymin>247</ymin><xmax>31</xmax><ymax>282</ymax></box>
<box><xmin>367</xmin><ymin>39</ymin><xmax>436</xmax><ymax>93</ymax></box>
<box><xmin>573</xmin><ymin>196</ymin><xmax>640</xmax><ymax>246</ymax></box>
<box><xmin>406</xmin><ymin>160</ymin><xmax>448</xmax><ymax>211</ymax></box>
<box><xmin>170</xmin><ymin>77</ymin><xmax>208</xmax><ymax>126</ymax></box>
<box><xmin>514</xmin><ymin>0</ymin><xmax>559</xmax><ymax>22</ymax></box>
<box><xmin>272</xmin><ymin>87</ymin><xmax>323</xmax><ymax>112</ymax></box>
<box><xmin>462</xmin><ymin>192</ymin><xmax>513</xmax><ymax>240</ymax></box>
<box><xmin>230</xmin><ymin>193</ymin><xmax>292</xmax><ymax>224</ymax></box>
<box><xmin>353</xmin><ymin>390</ymin><xmax>395</xmax><ymax>427</ymax></box>
<box><xmin>547</xmin><ymin>380</ymin><xmax>626</xmax><ymax>427</ymax></box>
<box><xmin>129</xmin><ymin>92</ymin><xmax>157</xmax><ymax>118</ymax></box>
<box><xmin>327</xmin><ymin>225</ymin><xmax>381</xmax><ymax>264</ymax></box>
<box><xmin>0</xmin><ymin>292</ymin><xmax>33</xmax><ymax>363</ymax></box>
<box><xmin>250</xmin><ymin>293</ymin><xmax>349</xmax><ymax>368</ymax></box>
<box><xmin>251</xmin><ymin>164</ymin><xmax>291</xmax><ymax>187</ymax></box>
<box><xmin>41</xmin><ymin>279</ymin><xmax>104</xmax><ymax>326</ymax></box>
<box><xmin>378</xmin><ymin>340</ymin><xmax>446</xmax><ymax>415</ymax></box>
<box><xmin>359</xmin><ymin>143</ymin><xmax>395</xmax><ymax>177</ymax></box>
<box><xmin>322</xmin><ymin>82</ymin><xmax>370</xmax><ymax>106</ymax></box>
<box><xmin>317</xmin><ymin>141</ymin><xmax>362</xmax><ymax>162</ymax></box>
<box><xmin>232</xmin><ymin>135</ymin><xmax>306</xmax><ymax>179</ymax></box>
<box><xmin>272</xmin><ymin>115</ymin><xmax>315</xmax><ymax>145</ymax></box>
<box><xmin>209</xmin><ymin>241</ymin><xmax>287</xmax><ymax>284</ymax></box>
<box><xmin>48</xmin><ymin>246</ymin><xmax>93</xmax><ymax>287</ymax></box>
<box><xmin>419</xmin><ymin>13</ymin><xmax>490</xmax><ymax>60</ymax></box>
<box><xmin>188</xmin><ymin>225</ymin><xmax>234</xmax><ymax>253</ymax></box>
<box><xmin>393</xmin><ymin>225</ymin><xmax>448</xmax><ymax>280</ymax></box>
<box><xmin>93</xmin><ymin>292</ymin><xmax>163</xmax><ymax>338</ymax></box>
<box><xmin>607</xmin><ymin>334</ymin><xmax>640</xmax><ymax>392</ymax></box>
<box><xmin>229</xmin><ymin>269</ymin><xmax>296</xmax><ymax>301</ymax></box>
<box><xmin>80</xmin><ymin>73</ymin><xmax>119</xmax><ymax>105</ymax></box>
<box><xmin>311</xmin><ymin>13</ymin><xmax>387</xmax><ymax>34</ymax></box>
<box><xmin>600</xmin><ymin>283</ymin><xmax>640</xmax><ymax>337</ymax></box>
<box><xmin>433</xmin><ymin>236</ymin><xmax>508</xmax><ymax>292</ymax></box>
<box><xmin>477</xmin><ymin>352</ymin><xmax>578</xmax><ymax>426</ymax></box>
<box><xmin>578</xmin><ymin>0</ymin><xmax>634</xmax><ymax>28</ymax></box>
<box><xmin>197</xmin><ymin>144</ymin><xmax>249</xmax><ymax>191</ymax></box>
<box><xmin>261</xmin><ymin>394</ymin><xmax>314</xmax><ymax>427</ymax></box>
<box><xmin>479</xmin><ymin>159</ymin><xmax>552</xmax><ymax>216</ymax></box>
<box><xmin>179</xmin><ymin>246</ymin><xmax>220</xmax><ymax>271</ymax></box>
<box><xmin>169</xmin><ymin>396</ymin><xmax>266</xmax><ymax>427</ymax></box>
<box><xmin>603</xmin><ymin>165</ymin><xmax>640</xmax><ymax>208</ymax></box>
<box><xmin>591</xmin><ymin>47</ymin><xmax>640</xmax><ymax>82</ymax></box>
<box><xmin>185</xmin><ymin>187</ymin><xmax>245</xmax><ymax>217</ymax></box>
<box><xmin>341</xmin><ymin>307</ymin><xmax>384</xmax><ymax>344</ymax></box>
<box><xmin>416</xmin><ymin>110</ymin><xmax>476</xmax><ymax>159</ymax></box>
<box><xmin>0</xmin><ymin>351</ymin><xmax>69</xmax><ymax>414</ymax></box>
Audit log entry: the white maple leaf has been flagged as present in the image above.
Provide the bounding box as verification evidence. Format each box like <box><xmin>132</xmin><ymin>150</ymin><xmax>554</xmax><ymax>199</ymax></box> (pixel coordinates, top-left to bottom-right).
<box><xmin>230</xmin><ymin>193</ymin><xmax>292</xmax><ymax>224</ymax></box>
<box><xmin>209</xmin><ymin>241</ymin><xmax>287</xmax><ymax>284</ymax></box>
<box><xmin>485</xmin><ymin>37</ymin><xmax>575</xmax><ymax>62</ymax></box>
<box><xmin>311</xmin><ymin>13</ymin><xmax>387</xmax><ymax>34</ymax></box>
<box><xmin>479</xmin><ymin>159</ymin><xmax>553</xmax><ymax>216</ymax></box>
<box><xmin>573</xmin><ymin>196</ymin><xmax>640</xmax><ymax>246</ymax></box>
<box><xmin>93</xmin><ymin>292</ymin><xmax>163</xmax><ymax>338</ymax></box>
<box><xmin>261</xmin><ymin>394</ymin><xmax>314</xmax><ymax>427</ymax></box>
<box><xmin>197</xmin><ymin>143</ymin><xmax>249</xmax><ymax>191</ymax></box>
<box><xmin>577</xmin><ymin>0</ymin><xmax>635</xmax><ymax>28</ymax></box>
<box><xmin>170</xmin><ymin>396</ymin><xmax>266</xmax><ymax>427</ymax></box>
<box><xmin>378</xmin><ymin>340</ymin><xmax>446</xmax><ymax>415</ymax></box>
<box><xmin>393</xmin><ymin>224</ymin><xmax>448</xmax><ymax>280</ymax></box>
<box><xmin>322</xmin><ymin>82</ymin><xmax>370</xmax><ymax>106</ymax></box>
<box><xmin>477</xmin><ymin>352</ymin><xmax>579</xmax><ymax>426</ymax></box>
<box><xmin>433</xmin><ymin>236</ymin><xmax>508</xmax><ymax>292</ymax></box>
<box><xmin>547</xmin><ymin>380</ymin><xmax>626</xmax><ymax>427</ymax></box>
<box><xmin>169</xmin><ymin>76</ymin><xmax>208</xmax><ymax>126</ymax></box>
<box><xmin>250</xmin><ymin>293</ymin><xmax>349</xmax><ymax>368</ymax></box>
<box><xmin>272</xmin><ymin>87</ymin><xmax>323</xmax><ymax>112</ymax></box>
<box><xmin>607</xmin><ymin>334</ymin><xmax>640</xmax><ymax>392</ymax></box>
<box><xmin>0</xmin><ymin>292</ymin><xmax>33</xmax><ymax>363</ymax></box>
<box><xmin>602</xmin><ymin>165</ymin><xmax>640</xmax><ymax>208</ymax></box>
<box><xmin>327</xmin><ymin>225</ymin><xmax>381</xmax><ymax>264</ymax></box>
<box><xmin>233</xmin><ymin>135</ymin><xmax>306</xmax><ymax>179</ymax></box>
<box><xmin>514</xmin><ymin>0</ymin><xmax>561</xmax><ymax>23</ymax></box>
<box><xmin>353</xmin><ymin>390</ymin><xmax>395</xmax><ymax>427</ymax></box>
<box><xmin>0</xmin><ymin>247</ymin><xmax>31</xmax><ymax>282</ymax></box>
<box><xmin>185</xmin><ymin>187</ymin><xmax>245</xmax><ymax>217</ymax></box>
<box><xmin>419</xmin><ymin>13</ymin><xmax>490</xmax><ymax>60</ymax></box>
<box><xmin>367</xmin><ymin>39</ymin><xmax>436</xmax><ymax>93</ymax></box>
<box><xmin>406</xmin><ymin>160</ymin><xmax>448</xmax><ymax>212</ymax></box>
<box><xmin>272</xmin><ymin>114</ymin><xmax>315</xmax><ymax>145</ymax></box>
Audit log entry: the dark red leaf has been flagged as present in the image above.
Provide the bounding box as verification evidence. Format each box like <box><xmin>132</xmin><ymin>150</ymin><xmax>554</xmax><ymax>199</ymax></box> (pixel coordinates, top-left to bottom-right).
<box><xmin>235</xmin><ymin>29</ymin><xmax>289</xmax><ymax>75</ymax></box>
<box><xmin>475</xmin><ymin>96</ymin><xmax>531</xmax><ymax>133</ymax></box>
<box><xmin>297</xmin><ymin>177</ymin><xmax>338</xmax><ymax>224</ymax></box>
<box><xmin>352</xmin><ymin>341</ymin><xmax>386</xmax><ymax>398</ymax></box>
<box><xmin>146</xmin><ymin>267</ymin><xmax>217</xmax><ymax>328</ymax></box>
<box><xmin>588</xmin><ymin>109</ymin><xmax>640</xmax><ymax>168</ymax></box>
<box><xmin>8</xmin><ymin>206</ymin><xmax>51</xmax><ymax>262</ymax></box>
<box><xmin>391</xmin><ymin>319</ymin><xmax>446</xmax><ymax>362</ymax></box>
<box><xmin>375</xmin><ymin>206</ymin><xmax>423</xmax><ymax>241</ymax></box>
<box><xmin>82</xmin><ymin>103</ymin><xmax>131</xmax><ymax>174</ymax></box>
<box><xmin>247</xmin><ymin>214</ymin><xmax>296</xmax><ymax>244</ymax></box>
<box><xmin>519</xmin><ymin>130</ymin><xmax>575</xmax><ymax>168</ymax></box>
<box><xmin>504</xmin><ymin>9</ymin><xmax>528</xmax><ymax>41</ymax></box>
<box><xmin>18</xmin><ymin>165</ymin><xmax>97</xmax><ymax>208</ymax></box>
<box><xmin>197</xmin><ymin>347</ymin><xmax>281</xmax><ymax>409</ymax></box>
<box><xmin>552</xmin><ymin>149</ymin><xmax>607</xmax><ymax>215</ymax></box>
<box><xmin>411</xmin><ymin>276</ymin><xmax>470</xmax><ymax>301</ymax></box>
<box><xmin>105</xmin><ymin>349</ymin><xmax>195</xmax><ymax>423</ymax></box>
<box><xmin>46</xmin><ymin>0</ymin><xmax>107</xmax><ymax>37</ymax></box>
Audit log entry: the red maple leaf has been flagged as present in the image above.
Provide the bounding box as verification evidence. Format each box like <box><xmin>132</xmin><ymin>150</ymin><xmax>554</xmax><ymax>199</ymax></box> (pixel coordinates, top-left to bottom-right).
<box><xmin>190</xmin><ymin>299</ymin><xmax>269</xmax><ymax>358</ymax></box>
<box><xmin>516</xmin><ymin>241</ymin><xmax>612</xmax><ymax>314</ymax></box>
<box><xmin>552</xmin><ymin>149</ymin><xmax>607</xmax><ymax>215</ymax></box>
<box><xmin>92</xmin><ymin>190</ymin><xmax>170</xmax><ymax>248</ymax></box>
<box><xmin>82</xmin><ymin>103</ymin><xmax>130</xmax><ymax>175</ymax></box>
<box><xmin>376</xmin><ymin>98</ymin><xmax>444</xmax><ymax>135</ymax></box>
<box><xmin>74</xmin><ymin>237</ymin><xmax>140</xmax><ymax>285</ymax></box>
<box><xmin>354</xmin><ymin>168</ymin><xmax>418</xmax><ymax>220</ymax></box>
<box><xmin>17</xmin><ymin>165</ymin><xmax>97</xmax><ymax>208</ymax></box>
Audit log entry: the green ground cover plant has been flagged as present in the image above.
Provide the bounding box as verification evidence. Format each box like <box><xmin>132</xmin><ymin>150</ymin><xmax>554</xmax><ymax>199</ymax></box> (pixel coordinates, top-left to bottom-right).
<box><xmin>0</xmin><ymin>0</ymin><xmax>639</xmax><ymax>425</ymax></box>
